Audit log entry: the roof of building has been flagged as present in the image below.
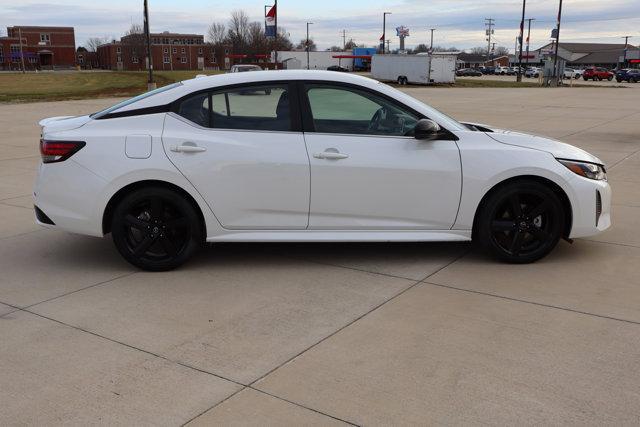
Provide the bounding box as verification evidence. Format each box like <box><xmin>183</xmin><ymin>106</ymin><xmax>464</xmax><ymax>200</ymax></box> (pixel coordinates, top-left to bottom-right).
<box><xmin>7</xmin><ymin>25</ymin><xmax>74</xmax><ymax>30</ymax></box>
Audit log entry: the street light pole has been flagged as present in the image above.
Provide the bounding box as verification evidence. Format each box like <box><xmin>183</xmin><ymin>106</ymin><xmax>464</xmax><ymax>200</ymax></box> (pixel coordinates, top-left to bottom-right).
<box><xmin>143</xmin><ymin>0</ymin><xmax>155</xmax><ymax>90</ymax></box>
<box><xmin>622</xmin><ymin>35</ymin><xmax>632</xmax><ymax>68</ymax></box>
<box><xmin>552</xmin><ymin>0</ymin><xmax>563</xmax><ymax>86</ymax></box>
<box><xmin>517</xmin><ymin>0</ymin><xmax>526</xmax><ymax>82</ymax></box>
<box><xmin>382</xmin><ymin>12</ymin><xmax>391</xmax><ymax>53</ymax></box>
<box><xmin>429</xmin><ymin>28</ymin><xmax>435</xmax><ymax>51</ymax></box>
<box><xmin>525</xmin><ymin>18</ymin><xmax>535</xmax><ymax>66</ymax></box>
<box><xmin>306</xmin><ymin>22</ymin><xmax>313</xmax><ymax>69</ymax></box>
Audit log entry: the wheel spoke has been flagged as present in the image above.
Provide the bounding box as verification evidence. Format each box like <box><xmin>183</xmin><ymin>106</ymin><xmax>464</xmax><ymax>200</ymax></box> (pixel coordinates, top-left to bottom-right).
<box><xmin>491</xmin><ymin>220</ymin><xmax>516</xmax><ymax>232</ymax></box>
<box><xmin>165</xmin><ymin>217</ymin><xmax>188</xmax><ymax>230</ymax></box>
<box><xmin>150</xmin><ymin>198</ymin><xmax>163</xmax><ymax>219</ymax></box>
<box><xmin>529</xmin><ymin>227</ymin><xmax>550</xmax><ymax>242</ymax></box>
<box><xmin>509</xmin><ymin>194</ymin><xmax>522</xmax><ymax>216</ymax></box>
<box><xmin>132</xmin><ymin>235</ymin><xmax>156</xmax><ymax>256</ymax></box>
<box><xmin>160</xmin><ymin>235</ymin><xmax>178</xmax><ymax>256</ymax></box>
<box><xmin>528</xmin><ymin>200</ymin><xmax>550</xmax><ymax>218</ymax></box>
<box><xmin>509</xmin><ymin>231</ymin><xmax>525</xmax><ymax>255</ymax></box>
<box><xmin>124</xmin><ymin>214</ymin><xmax>149</xmax><ymax>230</ymax></box>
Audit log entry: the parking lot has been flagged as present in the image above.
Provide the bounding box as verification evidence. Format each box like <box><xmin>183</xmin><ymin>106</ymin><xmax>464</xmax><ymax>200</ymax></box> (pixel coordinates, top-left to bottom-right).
<box><xmin>1</xmin><ymin>85</ymin><xmax>639</xmax><ymax>425</ymax></box>
<box><xmin>457</xmin><ymin>73</ymin><xmax>640</xmax><ymax>87</ymax></box>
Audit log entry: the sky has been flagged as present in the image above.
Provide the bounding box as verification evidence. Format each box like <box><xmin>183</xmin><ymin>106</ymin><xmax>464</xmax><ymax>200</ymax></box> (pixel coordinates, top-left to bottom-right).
<box><xmin>1</xmin><ymin>0</ymin><xmax>639</xmax><ymax>52</ymax></box>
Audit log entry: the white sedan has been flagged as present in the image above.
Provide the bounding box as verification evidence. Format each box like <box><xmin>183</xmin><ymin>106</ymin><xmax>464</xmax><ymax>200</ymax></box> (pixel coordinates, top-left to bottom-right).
<box><xmin>35</xmin><ymin>70</ymin><xmax>611</xmax><ymax>270</ymax></box>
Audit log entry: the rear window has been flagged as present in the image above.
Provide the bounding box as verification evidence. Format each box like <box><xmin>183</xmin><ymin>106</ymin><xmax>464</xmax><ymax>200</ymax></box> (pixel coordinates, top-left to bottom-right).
<box><xmin>91</xmin><ymin>82</ymin><xmax>183</xmax><ymax>119</ymax></box>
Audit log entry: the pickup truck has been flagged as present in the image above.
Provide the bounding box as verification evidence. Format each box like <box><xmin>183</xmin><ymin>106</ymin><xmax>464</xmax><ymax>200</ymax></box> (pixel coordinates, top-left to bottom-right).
<box><xmin>582</xmin><ymin>67</ymin><xmax>613</xmax><ymax>81</ymax></box>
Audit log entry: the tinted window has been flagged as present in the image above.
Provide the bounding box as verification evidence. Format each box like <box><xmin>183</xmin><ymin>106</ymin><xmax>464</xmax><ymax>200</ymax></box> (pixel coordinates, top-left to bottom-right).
<box><xmin>211</xmin><ymin>84</ymin><xmax>290</xmax><ymax>131</ymax></box>
<box><xmin>92</xmin><ymin>82</ymin><xmax>182</xmax><ymax>119</ymax></box>
<box><xmin>305</xmin><ymin>84</ymin><xmax>419</xmax><ymax>136</ymax></box>
<box><xmin>177</xmin><ymin>92</ymin><xmax>210</xmax><ymax>127</ymax></box>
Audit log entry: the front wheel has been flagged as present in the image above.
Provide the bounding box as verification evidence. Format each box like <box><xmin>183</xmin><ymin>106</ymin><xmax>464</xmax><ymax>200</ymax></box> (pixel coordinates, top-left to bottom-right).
<box><xmin>111</xmin><ymin>187</ymin><xmax>203</xmax><ymax>271</ymax></box>
<box><xmin>476</xmin><ymin>180</ymin><xmax>564</xmax><ymax>263</ymax></box>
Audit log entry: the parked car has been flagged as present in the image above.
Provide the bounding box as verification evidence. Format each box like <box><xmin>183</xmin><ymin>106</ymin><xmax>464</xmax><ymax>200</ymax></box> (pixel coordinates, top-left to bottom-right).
<box><xmin>525</xmin><ymin>67</ymin><xmax>541</xmax><ymax>78</ymax></box>
<box><xmin>563</xmin><ymin>68</ymin><xmax>583</xmax><ymax>79</ymax></box>
<box><xmin>583</xmin><ymin>67</ymin><xmax>613</xmax><ymax>81</ymax></box>
<box><xmin>35</xmin><ymin>70</ymin><xmax>610</xmax><ymax>270</ymax></box>
<box><xmin>482</xmin><ymin>66</ymin><xmax>496</xmax><ymax>75</ymax></box>
<box><xmin>455</xmin><ymin>68</ymin><xmax>482</xmax><ymax>77</ymax></box>
<box><xmin>327</xmin><ymin>65</ymin><xmax>349</xmax><ymax>72</ymax></box>
<box><xmin>229</xmin><ymin>64</ymin><xmax>263</xmax><ymax>73</ymax></box>
<box><xmin>494</xmin><ymin>66</ymin><xmax>509</xmax><ymax>75</ymax></box>
<box><xmin>615</xmin><ymin>68</ymin><xmax>640</xmax><ymax>83</ymax></box>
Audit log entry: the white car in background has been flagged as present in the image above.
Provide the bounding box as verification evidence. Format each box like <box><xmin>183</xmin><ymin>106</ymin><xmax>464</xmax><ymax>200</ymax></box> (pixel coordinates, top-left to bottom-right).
<box><xmin>35</xmin><ymin>71</ymin><xmax>611</xmax><ymax>270</ymax></box>
<box><xmin>494</xmin><ymin>66</ymin><xmax>509</xmax><ymax>75</ymax></box>
<box><xmin>563</xmin><ymin>68</ymin><xmax>583</xmax><ymax>79</ymax></box>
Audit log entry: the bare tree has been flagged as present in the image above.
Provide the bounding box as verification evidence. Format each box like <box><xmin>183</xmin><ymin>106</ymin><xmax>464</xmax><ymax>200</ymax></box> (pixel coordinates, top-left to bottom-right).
<box><xmin>122</xmin><ymin>24</ymin><xmax>146</xmax><ymax>68</ymax></box>
<box><xmin>344</xmin><ymin>39</ymin><xmax>357</xmax><ymax>50</ymax></box>
<box><xmin>433</xmin><ymin>45</ymin><xmax>459</xmax><ymax>52</ymax></box>
<box><xmin>329</xmin><ymin>45</ymin><xmax>342</xmax><ymax>52</ymax></box>
<box><xmin>207</xmin><ymin>22</ymin><xmax>226</xmax><ymax>45</ymax></box>
<box><xmin>469</xmin><ymin>46</ymin><xmax>487</xmax><ymax>55</ymax></box>
<box><xmin>493</xmin><ymin>46</ymin><xmax>510</xmax><ymax>56</ymax></box>
<box><xmin>86</xmin><ymin>36</ymin><xmax>109</xmax><ymax>52</ymax></box>
<box><xmin>296</xmin><ymin>38</ymin><xmax>317</xmax><ymax>51</ymax></box>
<box><xmin>246</xmin><ymin>21</ymin><xmax>268</xmax><ymax>56</ymax></box>
<box><xmin>228</xmin><ymin>9</ymin><xmax>250</xmax><ymax>51</ymax></box>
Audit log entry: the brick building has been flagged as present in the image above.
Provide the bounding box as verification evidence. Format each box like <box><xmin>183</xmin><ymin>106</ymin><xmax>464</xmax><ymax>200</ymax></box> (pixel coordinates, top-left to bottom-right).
<box><xmin>0</xmin><ymin>26</ymin><xmax>76</xmax><ymax>70</ymax></box>
<box><xmin>96</xmin><ymin>31</ymin><xmax>232</xmax><ymax>71</ymax></box>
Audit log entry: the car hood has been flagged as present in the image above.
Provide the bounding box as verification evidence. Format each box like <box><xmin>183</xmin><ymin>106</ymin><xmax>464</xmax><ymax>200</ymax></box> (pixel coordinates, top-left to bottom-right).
<box><xmin>38</xmin><ymin>115</ymin><xmax>91</xmax><ymax>134</ymax></box>
<box><xmin>464</xmin><ymin>122</ymin><xmax>604</xmax><ymax>165</ymax></box>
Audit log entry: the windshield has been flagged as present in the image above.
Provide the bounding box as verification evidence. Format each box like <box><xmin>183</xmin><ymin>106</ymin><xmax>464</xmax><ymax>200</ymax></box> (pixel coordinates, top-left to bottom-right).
<box><xmin>91</xmin><ymin>82</ymin><xmax>183</xmax><ymax>119</ymax></box>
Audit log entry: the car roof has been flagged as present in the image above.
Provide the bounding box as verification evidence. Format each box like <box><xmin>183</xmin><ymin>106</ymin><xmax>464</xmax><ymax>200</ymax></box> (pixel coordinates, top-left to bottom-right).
<box><xmin>113</xmin><ymin>70</ymin><xmax>386</xmax><ymax>112</ymax></box>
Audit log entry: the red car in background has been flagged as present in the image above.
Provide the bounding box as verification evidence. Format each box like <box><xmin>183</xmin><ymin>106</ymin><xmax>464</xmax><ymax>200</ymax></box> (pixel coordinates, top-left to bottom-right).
<box><xmin>583</xmin><ymin>67</ymin><xmax>614</xmax><ymax>81</ymax></box>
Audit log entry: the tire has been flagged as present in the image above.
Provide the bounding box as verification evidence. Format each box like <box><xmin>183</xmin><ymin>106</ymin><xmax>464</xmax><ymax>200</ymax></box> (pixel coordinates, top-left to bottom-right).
<box><xmin>583</xmin><ymin>76</ymin><xmax>589</xmax><ymax>81</ymax></box>
<box><xmin>607</xmin><ymin>76</ymin><xmax>613</xmax><ymax>81</ymax></box>
<box><xmin>575</xmin><ymin>74</ymin><xmax>580</xmax><ymax>79</ymax></box>
<box><xmin>617</xmin><ymin>78</ymin><xmax>622</xmax><ymax>83</ymax></box>
<box><xmin>476</xmin><ymin>180</ymin><xmax>564</xmax><ymax>263</ymax></box>
<box><xmin>111</xmin><ymin>187</ymin><xmax>203</xmax><ymax>271</ymax></box>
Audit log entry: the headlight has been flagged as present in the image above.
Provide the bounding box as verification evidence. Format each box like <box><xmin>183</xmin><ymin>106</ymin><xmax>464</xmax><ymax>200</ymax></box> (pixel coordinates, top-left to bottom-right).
<box><xmin>558</xmin><ymin>159</ymin><xmax>607</xmax><ymax>180</ymax></box>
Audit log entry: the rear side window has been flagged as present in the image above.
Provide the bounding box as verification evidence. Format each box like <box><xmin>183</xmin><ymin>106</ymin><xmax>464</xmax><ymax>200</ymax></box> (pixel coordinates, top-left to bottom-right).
<box><xmin>177</xmin><ymin>92</ymin><xmax>210</xmax><ymax>127</ymax></box>
<box><xmin>212</xmin><ymin>84</ymin><xmax>290</xmax><ymax>131</ymax></box>
<box><xmin>175</xmin><ymin>84</ymin><xmax>290</xmax><ymax>131</ymax></box>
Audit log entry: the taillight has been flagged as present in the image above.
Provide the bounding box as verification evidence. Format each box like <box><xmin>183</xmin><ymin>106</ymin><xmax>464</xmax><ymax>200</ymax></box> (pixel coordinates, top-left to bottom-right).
<box><xmin>40</xmin><ymin>140</ymin><xmax>86</xmax><ymax>163</ymax></box>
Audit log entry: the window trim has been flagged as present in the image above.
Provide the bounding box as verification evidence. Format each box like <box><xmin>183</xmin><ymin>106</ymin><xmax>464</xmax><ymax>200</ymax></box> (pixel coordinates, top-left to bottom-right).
<box><xmin>170</xmin><ymin>81</ymin><xmax>302</xmax><ymax>132</ymax></box>
<box><xmin>297</xmin><ymin>80</ymin><xmax>456</xmax><ymax>140</ymax></box>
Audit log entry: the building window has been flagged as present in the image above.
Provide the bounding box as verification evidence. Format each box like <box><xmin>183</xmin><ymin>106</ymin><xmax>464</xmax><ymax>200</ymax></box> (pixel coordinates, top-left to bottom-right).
<box><xmin>78</xmin><ymin>55</ymin><xmax>84</xmax><ymax>64</ymax></box>
<box><xmin>181</xmin><ymin>57</ymin><xmax>187</xmax><ymax>63</ymax></box>
<box><xmin>163</xmin><ymin>47</ymin><xmax>168</xmax><ymax>54</ymax></box>
<box><xmin>132</xmin><ymin>57</ymin><xmax>139</xmax><ymax>63</ymax></box>
<box><xmin>116</xmin><ymin>46</ymin><xmax>121</xmax><ymax>53</ymax></box>
<box><xmin>29</xmin><ymin>56</ymin><xmax>38</xmax><ymax>63</ymax></box>
<box><xmin>172</xmin><ymin>47</ymin><xmax>177</xmax><ymax>54</ymax></box>
<box><xmin>198</xmin><ymin>47</ymin><xmax>203</xmax><ymax>54</ymax></box>
<box><xmin>181</xmin><ymin>47</ymin><xmax>185</xmax><ymax>54</ymax></box>
<box><xmin>117</xmin><ymin>55</ymin><xmax>122</xmax><ymax>63</ymax></box>
<box><xmin>10</xmin><ymin>45</ymin><xmax>20</xmax><ymax>62</ymax></box>
<box><xmin>40</xmin><ymin>33</ymin><xmax>50</xmax><ymax>43</ymax></box>
<box><xmin>163</xmin><ymin>56</ymin><xmax>170</xmax><ymax>64</ymax></box>
<box><xmin>0</xmin><ymin>46</ymin><xmax>4</xmax><ymax>63</ymax></box>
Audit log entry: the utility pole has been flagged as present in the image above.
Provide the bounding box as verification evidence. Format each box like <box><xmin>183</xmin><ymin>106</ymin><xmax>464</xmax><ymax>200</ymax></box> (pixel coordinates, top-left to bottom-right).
<box><xmin>429</xmin><ymin>28</ymin><xmax>435</xmax><ymax>51</ymax></box>
<box><xmin>382</xmin><ymin>12</ymin><xmax>391</xmax><ymax>53</ymax></box>
<box><xmin>274</xmin><ymin>0</ymin><xmax>278</xmax><ymax>68</ymax></box>
<box><xmin>18</xmin><ymin>28</ymin><xmax>25</xmax><ymax>73</ymax></box>
<box><xmin>143</xmin><ymin>0</ymin><xmax>155</xmax><ymax>90</ymax></box>
<box><xmin>306</xmin><ymin>22</ymin><xmax>313</xmax><ymax>69</ymax></box>
<box><xmin>622</xmin><ymin>35</ymin><xmax>632</xmax><ymax>68</ymax></box>
<box><xmin>485</xmin><ymin>18</ymin><xmax>495</xmax><ymax>63</ymax></box>
<box><xmin>552</xmin><ymin>0</ymin><xmax>563</xmax><ymax>86</ymax></box>
<box><xmin>517</xmin><ymin>0</ymin><xmax>526</xmax><ymax>82</ymax></box>
<box><xmin>385</xmin><ymin>39</ymin><xmax>390</xmax><ymax>53</ymax></box>
<box><xmin>525</xmin><ymin>18</ymin><xmax>535</xmax><ymax>66</ymax></box>
<box><xmin>341</xmin><ymin>29</ymin><xmax>347</xmax><ymax>50</ymax></box>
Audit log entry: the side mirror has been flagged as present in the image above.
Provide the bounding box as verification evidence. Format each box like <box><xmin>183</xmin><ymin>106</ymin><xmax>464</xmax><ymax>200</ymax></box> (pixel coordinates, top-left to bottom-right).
<box><xmin>414</xmin><ymin>118</ymin><xmax>441</xmax><ymax>140</ymax></box>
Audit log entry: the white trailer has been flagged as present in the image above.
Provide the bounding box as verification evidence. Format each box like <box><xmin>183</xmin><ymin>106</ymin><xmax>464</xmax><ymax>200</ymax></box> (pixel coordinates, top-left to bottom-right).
<box><xmin>272</xmin><ymin>51</ymin><xmax>354</xmax><ymax>70</ymax></box>
<box><xmin>371</xmin><ymin>53</ymin><xmax>458</xmax><ymax>85</ymax></box>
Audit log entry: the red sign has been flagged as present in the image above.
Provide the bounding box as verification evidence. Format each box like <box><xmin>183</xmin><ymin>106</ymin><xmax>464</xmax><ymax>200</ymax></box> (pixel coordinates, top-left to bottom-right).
<box><xmin>521</xmin><ymin>54</ymin><xmax>535</xmax><ymax>59</ymax></box>
<box><xmin>630</xmin><ymin>59</ymin><xmax>640</xmax><ymax>63</ymax></box>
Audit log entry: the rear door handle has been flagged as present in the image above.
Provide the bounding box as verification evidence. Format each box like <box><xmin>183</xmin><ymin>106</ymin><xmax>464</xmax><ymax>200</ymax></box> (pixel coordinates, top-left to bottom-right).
<box><xmin>313</xmin><ymin>151</ymin><xmax>349</xmax><ymax>160</ymax></box>
<box><xmin>170</xmin><ymin>144</ymin><xmax>207</xmax><ymax>153</ymax></box>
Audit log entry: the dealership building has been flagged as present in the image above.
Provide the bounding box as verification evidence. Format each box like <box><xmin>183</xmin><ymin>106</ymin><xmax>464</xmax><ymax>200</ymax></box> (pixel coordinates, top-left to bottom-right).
<box><xmin>0</xmin><ymin>26</ymin><xmax>76</xmax><ymax>70</ymax></box>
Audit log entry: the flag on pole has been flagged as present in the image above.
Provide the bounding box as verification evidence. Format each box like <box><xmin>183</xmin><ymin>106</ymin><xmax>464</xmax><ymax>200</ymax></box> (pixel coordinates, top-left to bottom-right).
<box><xmin>265</xmin><ymin>5</ymin><xmax>276</xmax><ymax>38</ymax></box>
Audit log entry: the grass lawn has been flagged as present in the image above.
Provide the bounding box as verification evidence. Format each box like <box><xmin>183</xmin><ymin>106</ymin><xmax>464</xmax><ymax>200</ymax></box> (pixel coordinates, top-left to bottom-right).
<box><xmin>0</xmin><ymin>70</ymin><xmax>223</xmax><ymax>103</ymax></box>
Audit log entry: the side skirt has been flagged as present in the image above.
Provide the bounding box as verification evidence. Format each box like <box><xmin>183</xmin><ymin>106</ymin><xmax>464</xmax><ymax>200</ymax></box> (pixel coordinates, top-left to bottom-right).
<box><xmin>206</xmin><ymin>230</ymin><xmax>472</xmax><ymax>243</ymax></box>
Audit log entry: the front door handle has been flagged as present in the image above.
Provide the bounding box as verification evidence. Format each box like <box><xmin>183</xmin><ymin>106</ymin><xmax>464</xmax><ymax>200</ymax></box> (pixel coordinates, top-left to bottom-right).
<box><xmin>170</xmin><ymin>144</ymin><xmax>207</xmax><ymax>153</ymax></box>
<box><xmin>313</xmin><ymin>150</ymin><xmax>349</xmax><ymax>160</ymax></box>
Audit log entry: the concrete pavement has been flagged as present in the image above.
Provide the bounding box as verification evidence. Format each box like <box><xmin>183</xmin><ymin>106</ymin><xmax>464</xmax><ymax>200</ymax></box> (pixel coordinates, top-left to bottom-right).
<box><xmin>1</xmin><ymin>85</ymin><xmax>639</xmax><ymax>425</ymax></box>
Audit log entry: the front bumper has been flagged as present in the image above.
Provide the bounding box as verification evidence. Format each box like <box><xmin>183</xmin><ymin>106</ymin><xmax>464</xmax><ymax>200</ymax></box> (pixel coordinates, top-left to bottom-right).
<box><xmin>568</xmin><ymin>177</ymin><xmax>611</xmax><ymax>239</ymax></box>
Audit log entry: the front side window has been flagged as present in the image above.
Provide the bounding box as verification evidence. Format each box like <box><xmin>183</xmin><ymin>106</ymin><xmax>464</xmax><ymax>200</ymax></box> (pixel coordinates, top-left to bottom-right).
<box><xmin>176</xmin><ymin>84</ymin><xmax>291</xmax><ymax>132</ymax></box>
<box><xmin>305</xmin><ymin>84</ymin><xmax>419</xmax><ymax>136</ymax></box>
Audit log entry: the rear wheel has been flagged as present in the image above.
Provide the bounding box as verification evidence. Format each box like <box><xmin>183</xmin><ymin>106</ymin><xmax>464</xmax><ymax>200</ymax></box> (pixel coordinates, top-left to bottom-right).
<box><xmin>111</xmin><ymin>187</ymin><xmax>203</xmax><ymax>271</ymax></box>
<box><xmin>477</xmin><ymin>180</ymin><xmax>564</xmax><ymax>263</ymax></box>
<box><xmin>607</xmin><ymin>76</ymin><xmax>613</xmax><ymax>81</ymax></box>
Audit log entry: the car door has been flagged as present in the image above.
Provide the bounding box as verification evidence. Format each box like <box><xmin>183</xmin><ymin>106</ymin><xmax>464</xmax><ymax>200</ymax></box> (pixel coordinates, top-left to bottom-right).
<box><xmin>301</xmin><ymin>82</ymin><xmax>462</xmax><ymax>230</ymax></box>
<box><xmin>162</xmin><ymin>82</ymin><xmax>310</xmax><ymax>229</ymax></box>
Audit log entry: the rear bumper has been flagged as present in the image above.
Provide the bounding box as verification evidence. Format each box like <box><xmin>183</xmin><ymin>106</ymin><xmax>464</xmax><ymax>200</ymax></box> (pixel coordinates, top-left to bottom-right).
<box><xmin>33</xmin><ymin>160</ymin><xmax>106</xmax><ymax>237</ymax></box>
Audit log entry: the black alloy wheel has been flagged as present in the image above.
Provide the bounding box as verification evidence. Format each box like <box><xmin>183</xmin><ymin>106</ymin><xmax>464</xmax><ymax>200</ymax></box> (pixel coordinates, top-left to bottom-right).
<box><xmin>477</xmin><ymin>180</ymin><xmax>564</xmax><ymax>263</ymax></box>
<box><xmin>111</xmin><ymin>187</ymin><xmax>203</xmax><ymax>271</ymax></box>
